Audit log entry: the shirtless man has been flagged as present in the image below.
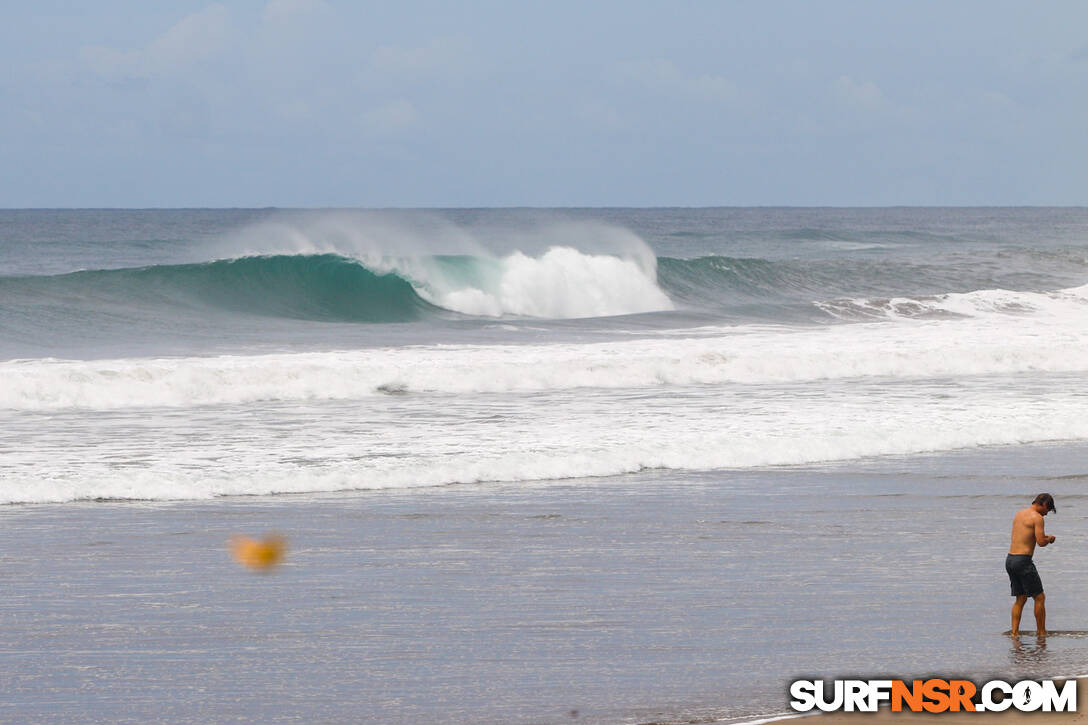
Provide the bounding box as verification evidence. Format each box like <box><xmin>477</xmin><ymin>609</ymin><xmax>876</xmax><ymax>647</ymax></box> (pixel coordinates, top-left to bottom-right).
<box><xmin>1006</xmin><ymin>493</ymin><xmax>1057</xmax><ymax>636</ymax></box>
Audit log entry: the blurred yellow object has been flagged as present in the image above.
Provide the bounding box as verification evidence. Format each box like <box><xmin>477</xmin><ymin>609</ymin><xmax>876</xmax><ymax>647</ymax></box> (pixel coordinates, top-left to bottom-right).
<box><xmin>230</xmin><ymin>533</ymin><xmax>287</xmax><ymax>570</ymax></box>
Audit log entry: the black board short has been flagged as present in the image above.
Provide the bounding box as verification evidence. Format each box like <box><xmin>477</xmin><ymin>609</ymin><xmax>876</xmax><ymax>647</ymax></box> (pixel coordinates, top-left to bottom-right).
<box><xmin>1006</xmin><ymin>554</ymin><xmax>1043</xmax><ymax>597</ymax></box>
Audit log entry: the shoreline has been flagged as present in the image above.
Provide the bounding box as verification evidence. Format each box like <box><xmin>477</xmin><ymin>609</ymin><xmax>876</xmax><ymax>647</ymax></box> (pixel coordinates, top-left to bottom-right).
<box><xmin>4</xmin><ymin>447</ymin><xmax>1088</xmax><ymax>723</ymax></box>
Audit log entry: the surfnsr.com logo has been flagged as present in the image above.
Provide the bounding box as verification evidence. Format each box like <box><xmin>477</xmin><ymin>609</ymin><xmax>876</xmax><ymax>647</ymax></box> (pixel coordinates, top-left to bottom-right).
<box><xmin>790</xmin><ymin>679</ymin><xmax>1077</xmax><ymax>713</ymax></box>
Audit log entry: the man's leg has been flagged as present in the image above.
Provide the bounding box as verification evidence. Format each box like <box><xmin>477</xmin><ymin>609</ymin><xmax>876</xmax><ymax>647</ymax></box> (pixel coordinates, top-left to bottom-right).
<box><xmin>1033</xmin><ymin>593</ymin><xmax>1046</xmax><ymax>636</ymax></box>
<box><xmin>1011</xmin><ymin>595</ymin><xmax>1028</xmax><ymax>635</ymax></box>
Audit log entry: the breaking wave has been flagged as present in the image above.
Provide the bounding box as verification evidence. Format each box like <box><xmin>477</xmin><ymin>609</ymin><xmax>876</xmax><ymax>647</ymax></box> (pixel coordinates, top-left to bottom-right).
<box><xmin>0</xmin><ymin>247</ymin><xmax>674</xmax><ymax>324</ymax></box>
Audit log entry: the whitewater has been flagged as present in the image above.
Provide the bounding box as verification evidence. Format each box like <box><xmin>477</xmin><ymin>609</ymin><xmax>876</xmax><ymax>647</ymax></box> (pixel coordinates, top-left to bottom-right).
<box><xmin>2</xmin><ymin>207</ymin><xmax>1088</xmax><ymax>505</ymax></box>
<box><xmin>4</xmin><ymin>298</ymin><xmax>1088</xmax><ymax>410</ymax></box>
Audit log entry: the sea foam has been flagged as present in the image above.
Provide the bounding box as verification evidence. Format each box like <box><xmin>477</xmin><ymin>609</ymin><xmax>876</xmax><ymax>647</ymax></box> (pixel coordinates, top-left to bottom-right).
<box><xmin>419</xmin><ymin>246</ymin><xmax>673</xmax><ymax>318</ymax></box>
<box><xmin>211</xmin><ymin>212</ymin><xmax>673</xmax><ymax>319</ymax></box>
<box><xmin>4</xmin><ymin>381</ymin><xmax>1087</xmax><ymax>505</ymax></box>
<box><xmin>3</xmin><ymin>295</ymin><xmax>1087</xmax><ymax>411</ymax></box>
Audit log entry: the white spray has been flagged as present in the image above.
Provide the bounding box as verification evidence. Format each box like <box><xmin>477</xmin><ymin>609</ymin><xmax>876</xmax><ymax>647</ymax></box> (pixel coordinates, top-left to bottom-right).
<box><xmin>203</xmin><ymin>210</ymin><xmax>674</xmax><ymax>318</ymax></box>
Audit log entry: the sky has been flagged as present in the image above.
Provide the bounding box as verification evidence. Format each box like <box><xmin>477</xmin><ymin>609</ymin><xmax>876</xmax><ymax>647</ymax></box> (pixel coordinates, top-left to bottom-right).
<box><xmin>2</xmin><ymin>0</ymin><xmax>1087</xmax><ymax>207</ymax></box>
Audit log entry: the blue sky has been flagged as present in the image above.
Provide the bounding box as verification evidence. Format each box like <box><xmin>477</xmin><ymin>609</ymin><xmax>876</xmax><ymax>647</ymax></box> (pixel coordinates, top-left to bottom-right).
<box><xmin>3</xmin><ymin>1</ymin><xmax>1087</xmax><ymax>207</ymax></box>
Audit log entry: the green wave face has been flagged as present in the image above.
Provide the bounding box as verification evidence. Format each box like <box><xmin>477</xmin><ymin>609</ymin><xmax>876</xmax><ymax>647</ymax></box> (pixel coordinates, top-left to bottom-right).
<box><xmin>1</xmin><ymin>254</ymin><xmax>436</xmax><ymax>323</ymax></box>
<box><xmin>655</xmin><ymin>255</ymin><xmax>862</xmax><ymax>307</ymax></box>
<box><xmin>655</xmin><ymin>253</ymin><xmax>1083</xmax><ymax>306</ymax></box>
<box><xmin>8</xmin><ymin>249</ymin><xmax>1081</xmax><ymax>330</ymax></box>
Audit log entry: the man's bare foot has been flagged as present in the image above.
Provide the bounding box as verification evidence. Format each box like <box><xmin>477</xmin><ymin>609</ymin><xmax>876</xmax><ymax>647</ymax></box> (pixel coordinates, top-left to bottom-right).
<box><xmin>1038</xmin><ymin>630</ymin><xmax>1047</xmax><ymax>637</ymax></box>
<box><xmin>1010</xmin><ymin>631</ymin><xmax>1020</xmax><ymax>637</ymax></box>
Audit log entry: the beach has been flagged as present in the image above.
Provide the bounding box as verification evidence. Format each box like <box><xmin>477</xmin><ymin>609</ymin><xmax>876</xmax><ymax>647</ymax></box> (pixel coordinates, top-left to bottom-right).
<box><xmin>2</xmin><ymin>442</ymin><xmax>1088</xmax><ymax>724</ymax></box>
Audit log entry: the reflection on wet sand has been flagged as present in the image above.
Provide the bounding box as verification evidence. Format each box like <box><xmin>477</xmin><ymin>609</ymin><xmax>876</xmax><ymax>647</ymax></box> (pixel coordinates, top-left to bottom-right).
<box><xmin>1010</xmin><ymin>633</ymin><xmax>1049</xmax><ymax>667</ymax></box>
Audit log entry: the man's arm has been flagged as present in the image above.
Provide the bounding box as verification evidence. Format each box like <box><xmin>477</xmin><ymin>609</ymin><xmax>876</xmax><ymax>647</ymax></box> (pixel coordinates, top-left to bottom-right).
<box><xmin>1034</xmin><ymin>515</ymin><xmax>1056</xmax><ymax>546</ymax></box>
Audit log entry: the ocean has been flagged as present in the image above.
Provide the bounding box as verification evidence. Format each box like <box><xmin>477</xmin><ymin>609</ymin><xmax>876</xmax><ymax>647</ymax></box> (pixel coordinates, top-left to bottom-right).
<box><xmin>2</xmin><ymin>207</ymin><xmax>1087</xmax><ymax>723</ymax></box>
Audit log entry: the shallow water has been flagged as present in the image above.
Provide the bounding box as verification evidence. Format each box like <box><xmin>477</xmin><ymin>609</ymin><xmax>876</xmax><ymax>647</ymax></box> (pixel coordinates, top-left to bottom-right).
<box><xmin>2</xmin><ymin>443</ymin><xmax>1087</xmax><ymax>724</ymax></box>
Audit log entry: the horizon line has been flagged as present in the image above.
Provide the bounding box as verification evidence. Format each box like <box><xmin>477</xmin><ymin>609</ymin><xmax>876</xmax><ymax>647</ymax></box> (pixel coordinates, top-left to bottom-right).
<box><xmin>3</xmin><ymin>204</ymin><xmax>1088</xmax><ymax>211</ymax></box>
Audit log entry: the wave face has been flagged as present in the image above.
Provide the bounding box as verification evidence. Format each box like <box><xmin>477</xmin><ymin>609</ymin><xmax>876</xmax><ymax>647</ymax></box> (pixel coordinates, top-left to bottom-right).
<box><xmin>3</xmin><ymin>207</ymin><xmax>1087</xmax><ymax>351</ymax></box>
<box><xmin>0</xmin><ymin>247</ymin><xmax>673</xmax><ymax>337</ymax></box>
<box><xmin>656</xmin><ymin>249</ymin><xmax>1088</xmax><ymax>312</ymax></box>
<box><xmin>5</xmin><ymin>248</ymin><xmax>1086</xmax><ymax>341</ymax></box>
<box><xmin>0</xmin><ymin>254</ymin><xmax>432</xmax><ymax>323</ymax></box>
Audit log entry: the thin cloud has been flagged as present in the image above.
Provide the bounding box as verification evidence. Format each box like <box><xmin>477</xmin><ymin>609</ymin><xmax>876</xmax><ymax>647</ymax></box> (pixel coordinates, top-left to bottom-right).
<box><xmin>79</xmin><ymin>3</ymin><xmax>231</xmax><ymax>79</ymax></box>
<box><xmin>980</xmin><ymin>90</ymin><xmax>1015</xmax><ymax>108</ymax></box>
<box><xmin>613</xmin><ymin>58</ymin><xmax>737</xmax><ymax>102</ymax></box>
<box><xmin>262</xmin><ymin>0</ymin><xmax>332</xmax><ymax>27</ymax></box>
<box><xmin>578</xmin><ymin>99</ymin><xmax>625</xmax><ymax>131</ymax></box>
<box><xmin>362</xmin><ymin>99</ymin><xmax>422</xmax><ymax>133</ymax></box>
<box><xmin>833</xmin><ymin>75</ymin><xmax>885</xmax><ymax>112</ymax></box>
<box><xmin>369</xmin><ymin>37</ymin><xmax>472</xmax><ymax>79</ymax></box>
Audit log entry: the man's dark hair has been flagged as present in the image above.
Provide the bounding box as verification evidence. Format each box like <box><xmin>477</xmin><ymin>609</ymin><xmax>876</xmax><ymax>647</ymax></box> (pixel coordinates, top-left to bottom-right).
<box><xmin>1033</xmin><ymin>493</ymin><xmax>1057</xmax><ymax>513</ymax></box>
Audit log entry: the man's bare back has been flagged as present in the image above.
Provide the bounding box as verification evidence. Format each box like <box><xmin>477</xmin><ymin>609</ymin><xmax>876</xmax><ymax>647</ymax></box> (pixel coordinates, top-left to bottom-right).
<box><xmin>1006</xmin><ymin>494</ymin><xmax>1056</xmax><ymax>637</ymax></box>
<box><xmin>1009</xmin><ymin>506</ymin><xmax>1055</xmax><ymax>555</ymax></box>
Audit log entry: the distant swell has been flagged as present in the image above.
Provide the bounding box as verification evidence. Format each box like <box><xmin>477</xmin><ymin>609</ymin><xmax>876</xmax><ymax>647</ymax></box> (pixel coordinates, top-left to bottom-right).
<box><xmin>657</xmin><ymin>251</ymin><xmax>1088</xmax><ymax>309</ymax></box>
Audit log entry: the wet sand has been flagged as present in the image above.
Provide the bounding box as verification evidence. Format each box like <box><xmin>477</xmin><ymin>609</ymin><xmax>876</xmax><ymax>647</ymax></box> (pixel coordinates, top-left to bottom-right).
<box><xmin>3</xmin><ymin>445</ymin><xmax>1088</xmax><ymax>724</ymax></box>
